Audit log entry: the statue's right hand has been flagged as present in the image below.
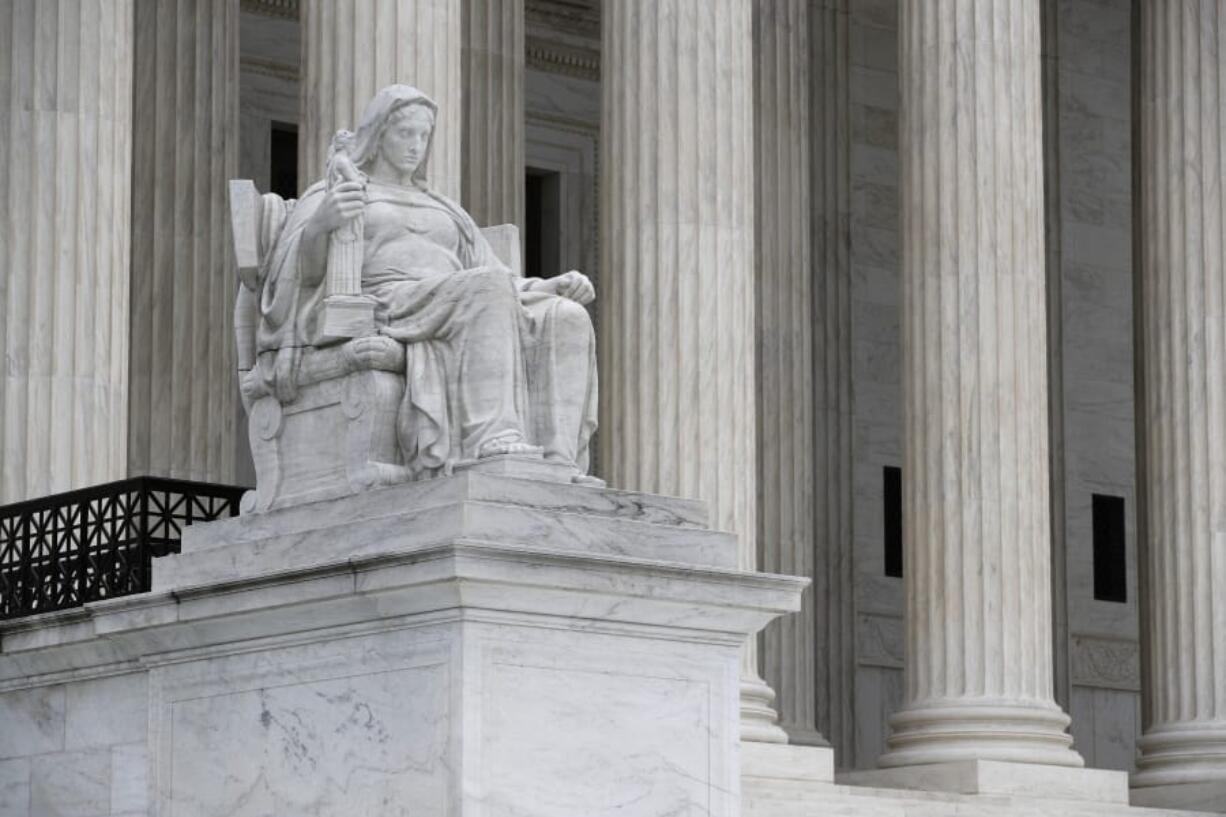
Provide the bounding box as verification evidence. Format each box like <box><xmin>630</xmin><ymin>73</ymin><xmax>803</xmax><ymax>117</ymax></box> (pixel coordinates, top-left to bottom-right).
<box><xmin>310</xmin><ymin>180</ymin><xmax>366</xmax><ymax>234</ymax></box>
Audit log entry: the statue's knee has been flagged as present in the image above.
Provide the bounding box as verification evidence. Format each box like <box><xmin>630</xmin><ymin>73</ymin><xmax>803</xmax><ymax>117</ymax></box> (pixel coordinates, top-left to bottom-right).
<box><xmin>555</xmin><ymin>299</ymin><xmax>594</xmax><ymax>345</ymax></box>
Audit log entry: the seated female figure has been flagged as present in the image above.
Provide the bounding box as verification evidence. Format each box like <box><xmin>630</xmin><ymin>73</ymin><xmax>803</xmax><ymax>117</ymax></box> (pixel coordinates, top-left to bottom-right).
<box><xmin>253</xmin><ymin>85</ymin><xmax>598</xmax><ymax>481</ymax></box>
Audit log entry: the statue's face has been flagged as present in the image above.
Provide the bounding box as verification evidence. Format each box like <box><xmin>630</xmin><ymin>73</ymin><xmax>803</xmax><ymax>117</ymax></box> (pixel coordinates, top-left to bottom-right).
<box><xmin>379</xmin><ymin>105</ymin><xmax>433</xmax><ymax>176</ymax></box>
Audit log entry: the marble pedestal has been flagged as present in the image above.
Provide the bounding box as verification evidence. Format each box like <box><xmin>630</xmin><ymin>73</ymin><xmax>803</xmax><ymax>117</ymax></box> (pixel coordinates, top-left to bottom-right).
<box><xmin>0</xmin><ymin>472</ymin><xmax>804</xmax><ymax>817</ymax></box>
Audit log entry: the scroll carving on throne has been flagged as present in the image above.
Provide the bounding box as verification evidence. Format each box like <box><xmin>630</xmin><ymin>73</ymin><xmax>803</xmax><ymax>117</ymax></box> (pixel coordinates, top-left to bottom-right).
<box><xmin>230</xmin><ymin>85</ymin><xmax>600</xmax><ymax>513</ymax></box>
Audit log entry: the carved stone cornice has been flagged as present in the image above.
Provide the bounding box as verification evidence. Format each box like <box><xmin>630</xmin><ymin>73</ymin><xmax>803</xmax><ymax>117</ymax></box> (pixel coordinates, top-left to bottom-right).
<box><xmin>241</xmin><ymin>0</ymin><xmax>596</xmax><ymax>79</ymax></box>
<box><xmin>241</xmin><ymin>0</ymin><xmax>298</xmax><ymax>19</ymax></box>
<box><xmin>525</xmin><ymin>36</ymin><xmax>599</xmax><ymax>80</ymax></box>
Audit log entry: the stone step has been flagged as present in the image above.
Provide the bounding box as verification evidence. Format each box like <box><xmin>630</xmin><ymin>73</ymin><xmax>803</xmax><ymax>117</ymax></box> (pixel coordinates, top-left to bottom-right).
<box><xmin>743</xmin><ymin>779</ymin><xmax>1217</xmax><ymax>817</ymax></box>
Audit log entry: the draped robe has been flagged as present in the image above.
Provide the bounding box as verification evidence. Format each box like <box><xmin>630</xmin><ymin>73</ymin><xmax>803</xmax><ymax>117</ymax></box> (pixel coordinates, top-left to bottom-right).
<box><xmin>252</xmin><ymin>178</ymin><xmax>598</xmax><ymax>478</ymax></box>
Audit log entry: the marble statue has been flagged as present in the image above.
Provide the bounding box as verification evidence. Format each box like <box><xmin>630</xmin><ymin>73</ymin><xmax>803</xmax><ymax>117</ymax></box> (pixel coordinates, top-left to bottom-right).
<box><xmin>231</xmin><ymin>85</ymin><xmax>599</xmax><ymax>512</ymax></box>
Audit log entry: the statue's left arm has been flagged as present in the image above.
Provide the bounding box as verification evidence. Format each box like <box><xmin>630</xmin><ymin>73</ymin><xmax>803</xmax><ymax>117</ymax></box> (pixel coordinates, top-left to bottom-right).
<box><xmin>457</xmin><ymin>204</ymin><xmax>594</xmax><ymax>306</ymax></box>
<box><xmin>518</xmin><ymin>270</ymin><xmax>595</xmax><ymax>306</ymax></box>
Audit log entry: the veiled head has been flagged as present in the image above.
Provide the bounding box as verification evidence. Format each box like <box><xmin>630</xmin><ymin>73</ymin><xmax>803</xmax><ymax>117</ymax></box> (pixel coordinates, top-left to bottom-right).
<box><xmin>350</xmin><ymin>84</ymin><xmax>438</xmax><ymax>185</ymax></box>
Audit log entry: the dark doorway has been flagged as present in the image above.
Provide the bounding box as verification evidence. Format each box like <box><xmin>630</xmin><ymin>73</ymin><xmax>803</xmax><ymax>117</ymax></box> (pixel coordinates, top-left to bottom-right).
<box><xmin>525</xmin><ymin>168</ymin><xmax>562</xmax><ymax>278</ymax></box>
<box><xmin>269</xmin><ymin>122</ymin><xmax>298</xmax><ymax>199</ymax></box>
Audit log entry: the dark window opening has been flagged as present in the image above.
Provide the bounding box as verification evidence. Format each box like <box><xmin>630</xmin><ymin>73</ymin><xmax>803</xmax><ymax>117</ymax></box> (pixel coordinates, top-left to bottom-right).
<box><xmin>883</xmin><ymin>466</ymin><xmax>903</xmax><ymax>578</ymax></box>
<box><xmin>1092</xmin><ymin>494</ymin><xmax>1127</xmax><ymax>603</ymax></box>
<box><xmin>270</xmin><ymin>122</ymin><xmax>299</xmax><ymax>199</ymax></box>
<box><xmin>525</xmin><ymin>168</ymin><xmax>561</xmax><ymax>278</ymax></box>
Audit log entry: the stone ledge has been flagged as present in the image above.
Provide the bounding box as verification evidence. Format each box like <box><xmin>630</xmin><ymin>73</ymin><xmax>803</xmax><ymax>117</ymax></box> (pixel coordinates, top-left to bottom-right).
<box><xmin>185</xmin><ymin>470</ymin><xmax>708</xmax><ymax>549</ymax></box>
<box><xmin>1</xmin><ymin>540</ymin><xmax>806</xmax><ymax>681</ymax></box>
<box><xmin>1132</xmin><ymin>781</ymin><xmax>1226</xmax><ymax>814</ymax></box>
<box><xmin>162</xmin><ymin>471</ymin><xmax>730</xmax><ymax>589</ymax></box>
<box><xmin>745</xmin><ymin>778</ymin><xmax>1215</xmax><ymax>817</ymax></box>
<box><xmin>742</xmin><ymin>742</ymin><xmax>835</xmax><ymax>784</ymax></box>
<box><xmin>839</xmin><ymin>759</ymin><xmax>1129</xmax><ymax>804</ymax></box>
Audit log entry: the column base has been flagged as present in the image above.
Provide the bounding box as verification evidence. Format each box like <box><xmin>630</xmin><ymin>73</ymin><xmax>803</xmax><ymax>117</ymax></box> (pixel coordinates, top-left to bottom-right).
<box><xmin>878</xmin><ymin>701</ymin><xmax>1085</xmax><ymax>768</ymax></box>
<box><xmin>1131</xmin><ymin>781</ymin><xmax>1226</xmax><ymax>813</ymax></box>
<box><xmin>1135</xmin><ymin>722</ymin><xmax>1226</xmax><ymax>791</ymax></box>
<box><xmin>840</xmin><ymin>759</ymin><xmax>1129</xmax><ymax>804</ymax></box>
<box><xmin>741</xmin><ymin>674</ymin><xmax>790</xmax><ymax>744</ymax></box>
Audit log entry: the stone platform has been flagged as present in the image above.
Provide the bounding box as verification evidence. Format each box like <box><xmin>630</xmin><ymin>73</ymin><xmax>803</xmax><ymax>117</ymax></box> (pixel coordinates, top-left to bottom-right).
<box><xmin>841</xmin><ymin>759</ymin><xmax>1127</xmax><ymax>804</ymax></box>
<box><xmin>0</xmin><ymin>472</ymin><xmax>804</xmax><ymax>816</ymax></box>
<box><xmin>745</xmin><ymin>774</ymin><xmax>1220</xmax><ymax>817</ymax></box>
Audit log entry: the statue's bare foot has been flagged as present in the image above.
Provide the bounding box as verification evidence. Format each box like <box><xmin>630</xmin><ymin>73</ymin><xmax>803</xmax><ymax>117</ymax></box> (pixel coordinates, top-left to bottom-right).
<box><xmin>572</xmin><ymin>474</ymin><xmax>605</xmax><ymax>488</ymax></box>
<box><xmin>478</xmin><ymin>432</ymin><xmax>543</xmax><ymax>459</ymax></box>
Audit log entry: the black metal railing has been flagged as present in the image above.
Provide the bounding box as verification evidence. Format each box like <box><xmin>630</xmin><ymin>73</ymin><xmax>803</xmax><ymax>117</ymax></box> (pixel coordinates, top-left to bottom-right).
<box><xmin>0</xmin><ymin>477</ymin><xmax>246</xmax><ymax>620</ymax></box>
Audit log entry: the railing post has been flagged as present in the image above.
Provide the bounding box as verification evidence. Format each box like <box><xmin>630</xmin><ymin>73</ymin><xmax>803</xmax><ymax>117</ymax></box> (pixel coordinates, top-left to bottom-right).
<box><xmin>78</xmin><ymin>498</ymin><xmax>89</xmax><ymax>605</ymax></box>
<box><xmin>138</xmin><ymin>479</ymin><xmax>151</xmax><ymax>593</ymax></box>
<box><xmin>19</xmin><ymin>511</ymin><xmax>30</xmax><ymax>616</ymax></box>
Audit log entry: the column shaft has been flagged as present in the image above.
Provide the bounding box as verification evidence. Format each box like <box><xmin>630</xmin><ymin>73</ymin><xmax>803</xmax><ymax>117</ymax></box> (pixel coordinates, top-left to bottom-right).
<box><xmin>461</xmin><ymin>0</ymin><xmax>523</xmax><ymax>229</ymax></box>
<box><xmin>602</xmin><ymin>0</ymin><xmax>784</xmax><ymax>742</ymax></box>
<box><xmin>1135</xmin><ymin>0</ymin><xmax>1226</xmax><ymax>789</ymax></box>
<box><xmin>128</xmin><ymin>0</ymin><xmax>239</xmax><ymax>484</ymax></box>
<box><xmin>884</xmin><ymin>0</ymin><xmax>1081</xmax><ymax>767</ymax></box>
<box><xmin>299</xmin><ymin>0</ymin><xmax>461</xmax><ymax>199</ymax></box>
<box><xmin>753</xmin><ymin>0</ymin><xmax>822</xmax><ymax>746</ymax></box>
<box><xmin>0</xmin><ymin>0</ymin><xmax>134</xmax><ymax>503</ymax></box>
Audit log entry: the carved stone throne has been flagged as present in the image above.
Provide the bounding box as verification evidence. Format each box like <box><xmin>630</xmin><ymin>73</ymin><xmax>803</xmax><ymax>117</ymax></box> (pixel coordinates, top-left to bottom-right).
<box><xmin>229</xmin><ymin>180</ymin><xmax>527</xmax><ymax>514</ymax></box>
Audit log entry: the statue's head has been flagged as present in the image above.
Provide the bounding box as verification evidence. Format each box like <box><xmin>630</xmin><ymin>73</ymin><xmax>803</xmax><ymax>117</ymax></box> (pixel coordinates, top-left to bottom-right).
<box><xmin>350</xmin><ymin>84</ymin><xmax>438</xmax><ymax>185</ymax></box>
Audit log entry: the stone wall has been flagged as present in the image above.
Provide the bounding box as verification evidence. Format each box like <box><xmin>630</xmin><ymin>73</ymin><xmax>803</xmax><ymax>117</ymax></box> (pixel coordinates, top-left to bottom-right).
<box><xmin>0</xmin><ymin>674</ymin><xmax>149</xmax><ymax>816</ymax></box>
<box><xmin>1053</xmin><ymin>0</ymin><xmax>1140</xmax><ymax>772</ymax></box>
<box><xmin>846</xmin><ymin>0</ymin><xmax>903</xmax><ymax>770</ymax></box>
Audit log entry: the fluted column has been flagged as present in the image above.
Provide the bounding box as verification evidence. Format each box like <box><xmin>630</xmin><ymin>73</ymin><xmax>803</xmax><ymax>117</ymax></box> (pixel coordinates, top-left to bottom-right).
<box><xmin>1134</xmin><ymin>0</ymin><xmax>1226</xmax><ymax>795</ymax></box>
<box><xmin>753</xmin><ymin>0</ymin><xmax>823</xmax><ymax>747</ymax></box>
<box><xmin>0</xmin><ymin>0</ymin><xmax>134</xmax><ymax>503</ymax></box>
<box><xmin>461</xmin><ymin>0</ymin><xmax>523</xmax><ymax>229</ymax></box>
<box><xmin>300</xmin><ymin>0</ymin><xmax>461</xmax><ymax>199</ymax></box>
<box><xmin>882</xmin><ymin>0</ymin><xmax>1081</xmax><ymax>768</ymax></box>
<box><xmin>128</xmin><ymin>0</ymin><xmax>239</xmax><ymax>484</ymax></box>
<box><xmin>602</xmin><ymin>0</ymin><xmax>785</xmax><ymax>743</ymax></box>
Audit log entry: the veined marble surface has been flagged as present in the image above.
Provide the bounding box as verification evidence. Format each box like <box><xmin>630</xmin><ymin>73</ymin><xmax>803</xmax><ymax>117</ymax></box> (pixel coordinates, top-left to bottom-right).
<box><xmin>0</xmin><ymin>473</ymin><xmax>804</xmax><ymax>817</ymax></box>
